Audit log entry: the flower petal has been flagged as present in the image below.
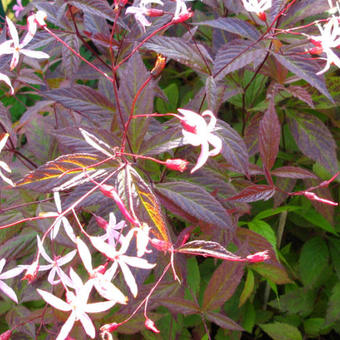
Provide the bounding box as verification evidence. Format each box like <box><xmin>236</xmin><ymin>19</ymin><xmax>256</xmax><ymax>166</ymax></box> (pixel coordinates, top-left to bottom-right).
<box><xmin>37</xmin><ymin>289</ymin><xmax>71</xmax><ymax>311</ymax></box>
<box><xmin>0</xmin><ymin>280</ymin><xmax>18</xmax><ymax>303</ymax></box>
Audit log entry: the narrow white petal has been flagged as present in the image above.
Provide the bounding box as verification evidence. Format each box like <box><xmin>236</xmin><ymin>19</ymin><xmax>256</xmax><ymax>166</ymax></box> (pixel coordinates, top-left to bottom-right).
<box><xmin>56</xmin><ymin>312</ymin><xmax>76</xmax><ymax>340</ymax></box>
<box><xmin>119</xmin><ymin>261</ymin><xmax>138</xmax><ymax>297</ymax></box>
<box><xmin>79</xmin><ymin>312</ymin><xmax>96</xmax><ymax>338</ymax></box>
<box><xmin>6</xmin><ymin>17</ymin><xmax>19</xmax><ymax>46</ymax></box>
<box><xmin>191</xmin><ymin>140</ymin><xmax>209</xmax><ymax>173</ymax></box>
<box><xmin>37</xmin><ymin>289</ymin><xmax>71</xmax><ymax>311</ymax></box>
<box><xmin>0</xmin><ymin>280</ymin><xmax>18</xmax><ymax>303</ymax></box>
<box><xmin>21</xmin><ymin>49</ymin><xmax>50</xmax><ymax>59</ymax></box>
<box><xmin>77</xmin><ymin>238</ymin><xmax>93</xmax><ymax>273</ymax></box>
<box><xmin>84</xmin><ymin>300</ymin><xmax>116</xmax><ymax>313</ymax></box>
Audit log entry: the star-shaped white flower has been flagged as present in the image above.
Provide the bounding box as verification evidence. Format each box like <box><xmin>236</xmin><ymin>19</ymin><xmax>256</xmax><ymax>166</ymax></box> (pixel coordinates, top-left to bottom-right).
<box><xmin>37</xmin><ymin>268</ymin><xmax>116</xmax><ymax>340</ymax></box>
<box><xmin>40</xmin><ymin>192</ymin><xmax>77</xmax><ymax>242</ymax></box>
<box><xmin>126</xmin><ymin>0</ymin><xmax>164</xmax><ymax>32</ymax></box>
<box><xmin>0</xmin><ymin>259</ymin><xmax>25</xmax><ymax>303</ymax></box>
<box><xmin>310</xmin><ymin>16</ymin><xmax>340</xmax><ymax>74</ymax></box>
<box><xmin>77</xmin><ymin>237</ymin><xmax>127</xmax><ymax>304</ymax></box>
<box><xmin>176</xmin><ymin>109</ymin><xmax>222</xmax><ymax>173</ymax></box>
<box><xmin>0</xmin><ymin>133</ymin><xmax>14</xmax><ymax>187</ymax></box>
<box><xmin>242</xmin><ymin>0</ymin><xmax>272</xmax><ymax>17</ymax></box>
<box><xmin>0</xmin><ymin>16</ymin><xmax>49</xmax><ymax>70</ymax></box>
<box><xmin>90</xmin><ymin>230</ymin><xmax>155</xmax><ymax>298</ymax></box>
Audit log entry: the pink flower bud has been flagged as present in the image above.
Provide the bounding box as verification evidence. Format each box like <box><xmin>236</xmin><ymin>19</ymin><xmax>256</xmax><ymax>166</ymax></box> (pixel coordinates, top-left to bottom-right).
<box><xmin>94</xmin><ymin>214</ymin><xmax>109</xmax><ymax>230</ymax></box>
<box><xmin>0</xmin><ymin>330</ymin><xmax>12</xmax><ymax>340</ymax></box>
<box><xmin>100</xmin><ymin>322</ymin><xmax>120</xmax><ymax>333</ymax></box>
<box><xmin>304</xmin><ymin>192</ymin><xmax>338</xmax><ymax>206</ymax></box>
<box><xmin>172</xmin><ymin>10</ymin><xmax>193</xmax><ymax>24</ymax></box>
<box><xmin>146</xmin><ymin>9</ymin><xmax>164</xmax><ymax>17</ymax></box>
<box><xmin>99</xmin><ymin>184</ymin><xmax>139</xmax><ymax>225</ymax></box>
<box><xmin>165</xmin><ymin>159</ymin><xmax>189</xmax><ymax>172</ymax></box>
<box><xmin>22</xmin><ymin>260</ymin><xmax>39</xmax><ymax>283</ymax></box>
<box><xmin>145</xmin><ymin>318</ymin><xmax>160</xmax><ymax>333</ymax></box>
<box><xmin>246</xmin><ymin>250</ymin><xmax>270</xmax><ymax>263</ymax></box>
<box><xmin>258</xmin><ymin>12</ymin><xmax>266</xmax><ymax>21</ymax></box>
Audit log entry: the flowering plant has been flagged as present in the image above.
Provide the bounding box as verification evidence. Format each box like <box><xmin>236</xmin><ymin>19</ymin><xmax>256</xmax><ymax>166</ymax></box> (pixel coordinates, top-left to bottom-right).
<box><xmin>0</xmin><ymin>0</ymin><xmax>339</xmax><ymax>339</ymax></box>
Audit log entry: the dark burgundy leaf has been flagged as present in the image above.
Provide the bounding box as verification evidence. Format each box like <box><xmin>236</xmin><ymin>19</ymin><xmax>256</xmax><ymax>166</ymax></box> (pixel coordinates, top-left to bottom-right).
<box><xmin>214</xmin><ymin>39</ymin><xmax>267</xmax><ymax>80</ymax></box>
<box><xmin>159</xmin><ymin>298</ymin><xmax>200</xmax><ymax>315</ymax></box>
<box><xmin>202</xmin><ymin>260</ymin><xmax>244</xmax><ymax>310</ymax></box>
<box><xmin>244</xmin><ymin>113</ymin><xmax>262</xmax><ymax>157</ymax></box>
<box><xmin>273</xmin><ymin>53</ymin><xmax>333</xmax><ymax>102</ymax></box>
<box><xmin>273</xmin><ymin>177</ymin><xmax>297</xmax><ymax>207</ymax></box>
<box><xmin>215</xmin><ymin>120</ymin><xmax>249</xmax><ymax>175</ymax></box>
<box><xmin>43</xmin><ymin>85</ymin><xmax>115</xmax><ymax>123</ymax></box>
<box><xmin>259</xmin><ymin>102</ymin><xmax>280</xmax><ymax>171</ymax></box>
<box><xmin>144</xmin><ymin>36</ymin><xmax>213</xmax><ymax>75</ymax></box>
<box><xmin>156</xmin><ymin>181</ymin><xmax>233</xmax><ymax>230</ymax></box>
<box><xmin>287</xmin><ymin>112</ymin><xmax>337</xmax><ymax>173</ymax></box>
<box><xmin>195</xmin><ymin>17</ymin><xmax>260</xmax><ymax>40</ymax></box>
<box><xmin>285</xmin><ymin>85</ymin><xmax>314</xmax><ymax>108</ymax></box>
<box><xmin>69</xmin><ymin>0</ymin><xmax>115</xmax><ymax>21</ymax></box>
<box><xmin>205</xmin><ymin>311</ymin><xmax>244</xmax><ymax>331</ymax></box>
<box><xmin>227</xmin><ymin>185</ymin><xmax>275</xmax><ymax>203</ymax></box>
<box><xmin>271</xmin><ymin>166</ymin><xmax>317</xmax><ymax>179</ymax></box>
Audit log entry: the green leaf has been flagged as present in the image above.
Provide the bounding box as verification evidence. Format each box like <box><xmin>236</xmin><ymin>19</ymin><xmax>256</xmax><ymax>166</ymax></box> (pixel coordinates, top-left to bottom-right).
<box><xmin>299</xmin><ymin>236</ymin><xmax>329</xmax><ymax>288</ymax></box>
<box><xmin>260</xmin><ymin>322</ymin><xmax>302</xmax><ymax>340</ymax></box>
<box><xmin>304</xmin><ymin>318</ymin><xmax>327</xmax><ymax>336</ymax></box>
<box><xmin>254</xmin><ymin>205</ymin><xmax>301</xmax><ymax>220</ymax></box>
<box><xmin>293</xmin><ymin>208</ymin><xmax>335</xmax><ymax>234</ymax></box>
<box><xmin>186</xmin><ymin>257</ymin><xmax>200</xmax><ymax>296</ymax></box>
<box><xmin>239</xmin><ymin>269</ymin><xmax>255</xmax><ymax>307</ymax></box>
<box><xmin>326</xmin><ymin>282</ymin><xmax>340</xmax><ymax>324</ymax></box>
<box><xmin>248</xmin><ymin>220</ymin><xmax>276</xmax><ymax>248</ymax></box>
<box><xmin>155</xmin><ymin>83</ymin><xmax>179</xmax><ymax>113</ymax></box>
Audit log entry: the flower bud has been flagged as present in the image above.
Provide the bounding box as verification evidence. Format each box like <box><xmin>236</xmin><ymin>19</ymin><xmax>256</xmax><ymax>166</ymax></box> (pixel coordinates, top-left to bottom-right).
<box><xmin>145</xmin><ymin>317</ymin><xmax>160</xmax><ymax>333</ymax></box>
<box><xmin>0</xmin><ymin>330</ymin><xmax>12</xmax><ymax>340</ymax></box>
<box><xmin>172</xmin><ymin>10</ymin><xmax>193</xmax><ymax>24</ymax></box>
<box><xmin>258</xmin><ymin>12</ymin><xmax>266</xmax><ymax>21</ymax></box>
<box><xmin>100</xmin><ymin>322</ymin><xmax>120</xmax><ymax>333</ymax></box>
<box><xmin>246</xmin><ymin>250</ymin><xmax>270</xmax><ymax>263</ymax></box>
<box><xmin>165</xmin><ymin>159</ymin><xmax>189</xmax><ymax>172</ymax></box>
<box><xmin>146</xmin><ymin>9</ymin><xmax>164</xmax><ymax>17</ymax></box>
<box><xmin>22</xmin><ymin>259</ymin><xmax>39</xmax><ymax>283</ymax></box>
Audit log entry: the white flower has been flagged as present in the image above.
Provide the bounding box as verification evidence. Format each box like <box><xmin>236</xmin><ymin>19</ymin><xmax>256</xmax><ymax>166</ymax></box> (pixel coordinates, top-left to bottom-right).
<box><xmin>176</xmin><ymin>109</ymin><xmax>222</xmax><ymax>173</ymax></box>
<box><xmin>40</xmin><ymin>192</ymin><xmax>77</xmax><ymax>242</ymax></box>
<box><xmin>0</xmin><ymin>259</ymin><xmax>25</xmax><ymax>303</ymax></box>
<box><xmin>37</xmin><ymin>268</ymin><xmax>116</xmax><ymax>340</ymax></box>
<box><xmin>310</xmin><ymin>16</ymin><xmax>340</xmax><ymax>74</ymax></box>
<box><xmin>0</xmin><ymin>16</ymin><xmax>49</xmax><ymax>70</ymax></box>
<box><xmin>125</xmin><ymin>0</ymin><xmax>164</xmax><ymax>32</ymax></box>
<box><xmin>0</xmin><ymin>73</ymin><xmax>14</xmax><ymax>95</ymax></box>
<box><xmin>173</xmin><ymin>0</ymin><xmax>190</xmax><ymax>21</ymax></box>
<box><xmin>242</xmin><ymin>0</ymin><xmax>272</xmax><ymax>16</ymax></box>
<box><xmin>0</xmin><ymin>133</ymin><xmax>14</xmax><ymax>186</ymax></box>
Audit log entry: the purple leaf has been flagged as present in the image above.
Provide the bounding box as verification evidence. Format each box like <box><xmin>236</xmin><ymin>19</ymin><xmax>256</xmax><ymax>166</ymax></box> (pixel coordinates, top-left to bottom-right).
<box><xmin>215</xmin><ymin>120</ymin><xmax>249</xmax><ymax>175</ymax></box>
<box><xmin>156</xmin><ymin>181</ymin><xmax>234</xmax><ymax>231</ymax></box>
<box><xmin>202</xmin><ymin>260</ymin><xmax>244</xmax><ymax>310</ymax></box>
<box><xmin>214</xmin><ymin>39</ymin><xmax>267</xmax><ymax>80</ymax></box>
<box><xmin>205</xmin><ymin>311</ymin><xmax>243</xmax><ymax>331</ymax></box>
<box><xmin>287</xmin><ymin>112</ymin><xmax>338</xmax><ymax>173</ymax></box>
<box><xmin>273</xmin><ymin>53</ymin><xmax>333</xmax><ymax>102</ymax></box>
<box><xmin>285</xmin><ymin>85</ymin><xmax>314</xmax><ymax>108</ymax></box>
<box><xmin>227</xmin><ymin>185</ymin><xmax>275</xmax><ymax>203</ymax></box>
<box><xmin>159</xmin><ymin>297</ymin><xmax>200</xmax><ymax>315</ymax></box>
<box><xmin>244</xmin><ymin>112</ymin><xmax>261</xmax><ymax>157</ymax></box>
<box><xmin>195</xmin><ymin>17</ymin><xmax>260</xmax><ymax>41</ymax></box>
<box><xmin>69</xmin><ymin>0</ymin><xmax>115</xmax><ymax>21</ymax></box>
<box><xmin>144</xmin><ymin>36</ymin><xmax>213</xmax><ymax>75</ymax></box>
<box><xmin>43</xmin><ymin>85</ymin><xmax>115</xmax><ymax>123</ymax></box>
<box><xmin>259</xmin><ymin>102</ymin><xmax>280</xmax><ymax>171</ymax></box>
<box><xmin>271</xmin><ymin>166</ymin><xmax>317</xmax><ymax>179</ymax></box>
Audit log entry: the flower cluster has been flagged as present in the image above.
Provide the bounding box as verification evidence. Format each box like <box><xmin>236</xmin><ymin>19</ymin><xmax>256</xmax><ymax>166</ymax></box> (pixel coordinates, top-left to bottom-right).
<box><xmin>0</xmin><ymin>11</ymin><xmax>49</xmax><ymax>94</ymax></box>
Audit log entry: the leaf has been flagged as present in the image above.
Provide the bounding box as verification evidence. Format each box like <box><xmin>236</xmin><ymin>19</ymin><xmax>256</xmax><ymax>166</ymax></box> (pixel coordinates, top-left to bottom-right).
<box><xmin>69</xmin><ymin>0</ymin><xmax>114</xmax><ymax>21</ymax></box>
<box><xmin>43</xmin><ymin>85</ymin><xmax>115</xmax><ymax>123</ymax></box>
<box><xmin>227</xmin><ymin>185</ymin><xmax>275</xmax><ymax>203</ymax></box>
<box><xmin>144</xmin><ymin>36</ymin><xmax>213</xmax><ymax>75</ymax></box>
<box><xmin>326</xmin><ymin>282</ymin><xmax>340</xmax><ymax>324</ymax></box>
<box><xmin>156</xmin><ymin>181</ymin><xmax>233</xmax><ymax>231</ymax></box>
<box><xmin>195</xmin><ymin>17</ymin><xmax>261</xmax><ymax>41</ymax></box>
<box><xmin>177</xmin><ymin>240</ymin><xmax>250</xmax><ymax>262</ymax></box>
<box><xmin>202</xmin><ymin>260</ymin><xmax>244</xmax><ymax>311</ymax></box>
<box><xmin>273</xmin><ymin>53</ymin><xmax>333</xmax><ymax>102</ymax></box>
<box><xmin>259</xmin><ymin>102</ymin><xmax>280</xmax><ymax>171</ymax></box>
<box><xmin>271</xmin><ymin>166</ymin><xmax>317</xmax><ymax>179</ymax></box>
<box><xmin>299</xmin><ymin>236</ymin><xmax>329</xmax><ymax>288</ymax></box>
<box><xmin>248</xmin><ymin>220</ymin><xmax>276</xmax><ymax>248</ymax></box>
<box><xmin>15</xmin><ymin>153</ymin><xmax>110</xmax><ymax>192</ymax></box>
<box><xmin>237</xmin><ymin>228</ymin><xmax>291</xmax><ymax>284</ymax></box>
<box><xmin>215</xmin><ymin>120</ymin><xmax>249</xmax><ymax>175</ymax></box>
<box><xmin>260</xmin><ymin>322</ymin><xmax>302</xmax><ymax>340</ymax></box>
<box><xmin>139</xmin><ymin>127</ymin><xmax>185</xmax><ymax>156</ymax></box>
<box><xmin>239</xmin><ymin>269</ymin><xmax>255</xmax><ymax>307</ymax></box>
<box><xmin>205</xmin><ymin>311</ymin><xmax>243</xmax><ymax>331</ymax></box>
<box><xmin>281</xmin><ymin>0</ymin><xmax>330</xmax><ymax>26</ymax></box>
<box><xmin>118</xmin><ymin>52</ymin><xmax>155</xmax><ymax>152</ymax></box>
<box><xmin>244</xmin><ymin>112</ymin><xmax>261</xmax><ymax>157</ymax></box>
<box><xmin>285</xmin><ymin>85</ymin><xmax>314</xmax><ymax>108</ymax></box>
<box><xmin>159</xmin><ymin>297</ymin><xmax>200</xmax><ymax>315</ymax></box>
<box><xmin>61</xmin><ymin>33</ymin><xmax>80</xmax><ymax>76</ymax></box>
<box><xmin>214</xmin><ymin>39</ymin><xmax>267</xmax><ymax>80</ymax></box>
<box><xmin>287</xmin><ymin>112</ymin><xmax>337</xmax><ymax>174</ymax></box>
<box><xmin>205</xmin><ymin>76</ymin><xmax>227</xmax><ymax>113</ymax></box>
<box><xmin>127</xmin><ymin>166</ymin><xmax>170</xmax><ymax>242</ymax></box>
